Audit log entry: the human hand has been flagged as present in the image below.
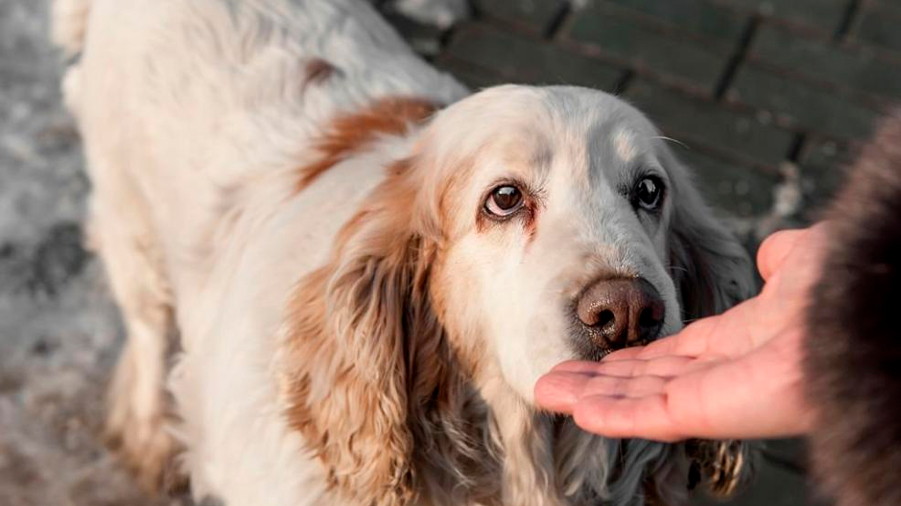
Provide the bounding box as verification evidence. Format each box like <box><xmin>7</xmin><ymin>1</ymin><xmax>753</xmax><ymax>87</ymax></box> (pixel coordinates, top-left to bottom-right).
<box><xmin>535</xmin><ymin>225</ymin><xmax>827</xmax><ymax>442</ymax></box>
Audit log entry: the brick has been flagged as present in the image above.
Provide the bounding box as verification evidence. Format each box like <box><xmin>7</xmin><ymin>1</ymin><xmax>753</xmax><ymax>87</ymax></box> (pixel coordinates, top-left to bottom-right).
<box><xmin>750</xmin><ymin>23</ymin><xmax>901</xmax><ymax>102</ymax></box>
<box><xmin>626</xmin><ymin>79</ymin><xmax>794</xmax><ymax>166</ymax></box>
<box><xmin>851</xmin><ymin>3</ymin><xmax>901</xmax><ymax>55</ymax></box>
<box><xmin>473</xmin><ymin>0</ymin><xmax>565</xmax><ymax>33</ymax></box>
<box><xmin>693</xmin><ymin>457</ymin><xmax>831</xmax><ymax>506</ymax></box>
<box><xmin>382</xmin><ymin>10</ymin><xmax>445</xmax><ymax>57</ymax></box>
<box><xmin>565</xmin><ymin>2</ymin><xmax>733</xmax><ymax>93</ymax></box>
<box><xmin>727</xmin><ymin>65</ymin><xmax>880</xmax><ymax>140</ymax></box>
<box><xmin>434</xmin><ymin>59</ymin><xmax>508</xmax><ymax>90</ymax></box>
<box><xmin>676</xmin><ymin>150</ymin><xmax>779</xmax><ymax>218</ymax></box>
<box><xmin>712</xmin><ymin>0</ymin><xmax>849</xmax><ymax>32</ymax></box>
<box><xmin>598</xmin><ymin>0</ymin><xmax>749</xmax><ymax>44</ymax></box>
<box><xmin>443</xmin><ymin>23</ymin><xmax>625</xmax><ymax>90</ymax></box>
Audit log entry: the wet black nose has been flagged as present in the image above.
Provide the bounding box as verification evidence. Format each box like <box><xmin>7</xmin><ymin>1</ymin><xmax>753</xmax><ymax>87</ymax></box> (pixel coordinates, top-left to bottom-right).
<box><xmin>576</xmin><ymin>278</ymin><xmax>665</xmax><ymax>350</ymax></box>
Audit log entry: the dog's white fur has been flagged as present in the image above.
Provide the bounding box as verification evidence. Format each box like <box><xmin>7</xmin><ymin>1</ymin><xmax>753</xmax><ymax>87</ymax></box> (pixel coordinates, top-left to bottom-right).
<box><xmin>54</xmin><ymin>0</ymin><xmax>754</xmax><ymax>504</ymax></box>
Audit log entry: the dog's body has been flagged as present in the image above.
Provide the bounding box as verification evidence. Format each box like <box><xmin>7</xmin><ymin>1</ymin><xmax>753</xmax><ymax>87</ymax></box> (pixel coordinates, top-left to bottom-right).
<box><xmin>54</xmin><ymin>1</ymin><xmax>755</xmax><ymax>505</ymax></box>
<box><xmin>58</xmin><ymin>1</ymin><xmax>464</xmax><ymax>502</ymax></box>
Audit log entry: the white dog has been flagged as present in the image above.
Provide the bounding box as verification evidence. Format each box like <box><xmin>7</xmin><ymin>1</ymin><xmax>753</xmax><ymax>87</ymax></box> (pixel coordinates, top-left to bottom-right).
<box><xmin>52</xmin><ymin>0</ymin><xmax>755</xmax><ymax>504</ymax></box>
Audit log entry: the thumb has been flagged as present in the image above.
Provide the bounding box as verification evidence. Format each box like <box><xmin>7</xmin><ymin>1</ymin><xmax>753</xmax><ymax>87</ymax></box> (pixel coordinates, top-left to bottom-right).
<box><xmin>757</xmin><ymin>227</ymin><xmax>811</xmax><ymax>281</ymax></box>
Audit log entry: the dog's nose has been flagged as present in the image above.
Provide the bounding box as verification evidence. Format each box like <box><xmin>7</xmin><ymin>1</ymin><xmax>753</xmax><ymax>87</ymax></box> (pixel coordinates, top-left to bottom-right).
<box><xmin>576</xmin><ymin>278</ymin><xmax>665</xmax><ymax>349</ymax></box>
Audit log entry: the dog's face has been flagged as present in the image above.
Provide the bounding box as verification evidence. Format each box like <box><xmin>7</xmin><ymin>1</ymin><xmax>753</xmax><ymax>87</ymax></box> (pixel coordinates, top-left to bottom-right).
<box><xmin>283</xmin><ymin>85</ymin><xmax>754</xmax><ymax>505</ymax></box>
<box><xmin>418</xmin><ymin>86</ymin><xmax>746</xmax><ymax>401</ymax></box>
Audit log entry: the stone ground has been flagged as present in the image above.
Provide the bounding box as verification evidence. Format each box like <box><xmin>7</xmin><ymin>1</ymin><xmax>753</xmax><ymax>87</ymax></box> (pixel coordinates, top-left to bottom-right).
<box><xmin>1</xmin><ymin>0</ymin><xmax>897</xmax><ymax>504</ymax></box>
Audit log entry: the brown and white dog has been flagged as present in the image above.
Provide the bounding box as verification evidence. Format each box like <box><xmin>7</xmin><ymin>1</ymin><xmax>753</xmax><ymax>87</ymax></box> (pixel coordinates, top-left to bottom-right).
<box><xmin>53</xmin><ymin>0</ymin><xmax>756</xmax><ymax>504</ymax></box>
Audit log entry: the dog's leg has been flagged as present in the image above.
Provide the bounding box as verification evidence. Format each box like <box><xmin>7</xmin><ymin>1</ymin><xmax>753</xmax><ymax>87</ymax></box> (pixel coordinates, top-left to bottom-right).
<box><xmin>91</xmin><ymin>196</ymin><xmax>180</xmax><ymax>492</ymax></box>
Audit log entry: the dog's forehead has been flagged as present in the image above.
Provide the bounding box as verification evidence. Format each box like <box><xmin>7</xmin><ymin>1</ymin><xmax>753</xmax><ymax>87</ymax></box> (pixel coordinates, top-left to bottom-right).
<box><xmin>541</xmin><ymin>87</ymin><xmax>658</xmax><ymax>156</ymax></box>
<box><xmin>431</xmin><ymin>85</ymin><xmax>663</xmax><ymax>201</ymax></box>
<box><xmin>531</xmin><ymin>88</ymin><xmax>662</xmax><ymax>191</ymax></box>
<box><xmin>434</xmin><ymin>85</ymin><xmax>657</xmax><ymax>161</ymax></box>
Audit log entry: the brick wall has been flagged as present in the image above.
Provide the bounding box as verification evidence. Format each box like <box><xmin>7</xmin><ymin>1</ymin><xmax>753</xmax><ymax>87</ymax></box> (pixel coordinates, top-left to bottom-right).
<box><xmin>381</xmin><ymin>0</ymin><xmax>897</xmax><ymax>241</ymax></box>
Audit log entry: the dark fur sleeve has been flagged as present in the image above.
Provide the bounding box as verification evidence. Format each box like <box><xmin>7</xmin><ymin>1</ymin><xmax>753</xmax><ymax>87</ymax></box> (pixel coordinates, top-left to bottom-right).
<box><xmin>804</xmin><ymin>112</ymin><xmax>901</xmax><ymax>506</ymax></box>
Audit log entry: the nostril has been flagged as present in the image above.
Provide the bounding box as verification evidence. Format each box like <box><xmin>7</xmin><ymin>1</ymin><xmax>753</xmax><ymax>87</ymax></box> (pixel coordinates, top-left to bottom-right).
<box><xmin>596</xmin><ymin>309</ymin><xmax>615</xmax><ymax>329</ymax></box>
<box><xmin>637</xmin><ymin>298</ymin><xmax>666</xmax><ymax>342</ymax></box>
<box><xmin>638</xmin><ymin>307</ymin><xmax>658</xmax><ymax>329</ymax></box>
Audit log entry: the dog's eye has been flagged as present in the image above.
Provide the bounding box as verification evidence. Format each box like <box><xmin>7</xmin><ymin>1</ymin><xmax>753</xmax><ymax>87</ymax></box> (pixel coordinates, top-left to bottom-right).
<box><xmin>485</xmin><ymin>185</ymin><xmax>524</xmax><ymax>217</ymax></box>
<box><xmin>634</xmin><ymin>177</ymin><xmax>664</xmax><ymax>211</ymax></box>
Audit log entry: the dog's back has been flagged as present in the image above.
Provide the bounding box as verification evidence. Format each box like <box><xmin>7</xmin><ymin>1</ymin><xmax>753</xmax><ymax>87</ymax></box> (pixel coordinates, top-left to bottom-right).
<box><xmin>59</xmin><ymin>0</ymin><xmax>465</xmax><ymax>274</ymax></box>
<box><xmin>56</xmin><ymin>0</ymin><xmax>468</xmax><ymax>344</ymax></box>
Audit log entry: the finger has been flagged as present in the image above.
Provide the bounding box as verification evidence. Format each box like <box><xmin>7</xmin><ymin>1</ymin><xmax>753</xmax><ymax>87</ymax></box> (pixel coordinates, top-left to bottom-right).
<box><xmin>572</xmin><ymin>394</ymin><xmax>681</xmax><ymax>442</ymax></box>
<box><xmin>621</xmin><ymin>316</ymin><xmax>723</xmax><ymax>360</ymax></box>
<box><xmin>581</xmin><ymin>374</ymin><xmax>669</xmax><ymax>399</ymax></box>
<box><xmin>553</xmin><ymin>356</ymin><xmax>697</xmax><ymax>378</ymax></box>
<box><xmin>551</xmin><ymin>360</ymin><xmax>605</xmax><ymax>373</ymax></box>
<box><xmin>594</xmin><ymin>356</ymin><xmax>697</xmax><ymax>378</ymax></box>
<box><xmin>553</xmin><ymin>344</ymin><xmax>673</xmax><ymax>363</ymax></box>
<box><xmin>534</xmin><ymin>370</ymin><xmax>590</xmax><ymax>414</ymax></box>
<box><xmin>535</xmin><ymin>367</ymin><xmax>673</xmax><ymax>415</ymax></box>
<box><xmin>757</xmin><ymin>227</ymin><xmax>809</xmax><ymax>281</ymax></box>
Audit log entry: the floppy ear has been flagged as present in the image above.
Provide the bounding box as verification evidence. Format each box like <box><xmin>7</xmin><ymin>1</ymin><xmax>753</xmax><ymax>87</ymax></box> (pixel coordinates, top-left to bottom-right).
<box><xmin>663</xmin><ymin>150</ymin><xmax>755</xmax><ymax>320</ymax></box>
<box><xmin>662</xmin><ymin>150</ymin><xmax>760</xmax><ymax>500</ymax></box>
<box><xmin>280</xmin><ymin>159</ymin><xmax>444</xmax><ymax>506</ymax></box>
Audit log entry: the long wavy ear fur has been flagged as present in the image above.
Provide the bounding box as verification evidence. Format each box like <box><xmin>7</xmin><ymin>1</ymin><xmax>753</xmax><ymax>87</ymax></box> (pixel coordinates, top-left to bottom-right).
<box><xmin>662</xmin><ymin>147</ymin><xmax>759</xmax><ymax>501</ymax></box>
<box><xmin>663</xmin><ymin>148</ymin><xmax>755</xmax><ymax>321</ymax></box>
<box><xmin>280</xmin><ymin>159</ymin><xmax>444</xmax><ymax>506</ymax></box>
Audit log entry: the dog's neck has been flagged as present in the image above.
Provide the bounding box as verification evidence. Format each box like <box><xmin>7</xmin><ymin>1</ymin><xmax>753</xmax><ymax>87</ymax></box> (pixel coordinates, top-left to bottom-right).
<box><xmin>410</xmin><ymin>365</ymin><xmax>596</xmax><ymax>506</ymax></box>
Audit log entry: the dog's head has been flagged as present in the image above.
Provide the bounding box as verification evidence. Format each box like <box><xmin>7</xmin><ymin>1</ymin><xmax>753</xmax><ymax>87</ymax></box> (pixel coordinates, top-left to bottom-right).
<box><xmin>282</xmin><ymin>85</ymin><xmax>755</xmax><ymax>505</ymax></box>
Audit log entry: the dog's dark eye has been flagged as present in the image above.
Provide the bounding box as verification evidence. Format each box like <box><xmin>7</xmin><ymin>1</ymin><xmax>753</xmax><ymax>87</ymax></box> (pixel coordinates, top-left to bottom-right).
<box><xmin>485</xmin><ymin>185</ymin><xmax>524</xmax><ymax>217</ymax></box>
<box><xmin>634</xmin><ymin>177</ymin><xmax>664</xmax><ymax>211</ymax></box>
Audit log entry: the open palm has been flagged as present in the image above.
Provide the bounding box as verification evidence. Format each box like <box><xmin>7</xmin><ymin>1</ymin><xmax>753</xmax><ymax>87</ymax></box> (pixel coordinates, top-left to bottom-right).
<box><xmin>535</xmin><ymin>225</ymin><xmax>826</xmax><ymax>442</ymax></box>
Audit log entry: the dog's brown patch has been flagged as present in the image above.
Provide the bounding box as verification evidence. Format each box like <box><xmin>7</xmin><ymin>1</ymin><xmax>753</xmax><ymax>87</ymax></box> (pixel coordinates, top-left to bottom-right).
<box><xmin>295</xmin><ymin>96</ymin><xmax>440</xmax><ymax>192</ymax></box>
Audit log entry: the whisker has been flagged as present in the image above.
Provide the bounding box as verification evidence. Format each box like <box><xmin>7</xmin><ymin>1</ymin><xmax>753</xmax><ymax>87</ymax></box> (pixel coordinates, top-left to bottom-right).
<box><xmin>650</xmin><ymin>136</ymin><xmax>690</xmax><ymax>151</ymax></box>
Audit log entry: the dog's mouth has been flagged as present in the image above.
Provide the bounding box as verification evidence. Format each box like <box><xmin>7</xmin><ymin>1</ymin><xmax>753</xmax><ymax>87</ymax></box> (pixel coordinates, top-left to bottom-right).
<box><xmin>570</xmin><ymin>328</ymin><xmax>659</xmax><ymax>362</ymax></box>
<box><xmin>577</xmin><ymin>346</ymin><xmax>612</xmax><ymax>363</ymax></box>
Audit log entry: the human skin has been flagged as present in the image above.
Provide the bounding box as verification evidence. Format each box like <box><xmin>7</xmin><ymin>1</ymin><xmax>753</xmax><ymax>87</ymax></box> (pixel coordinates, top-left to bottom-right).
<box><xmin>535</xmin><ymin>225</ymin><xmax>826</xmax><ymax>442</ymax></box>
